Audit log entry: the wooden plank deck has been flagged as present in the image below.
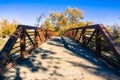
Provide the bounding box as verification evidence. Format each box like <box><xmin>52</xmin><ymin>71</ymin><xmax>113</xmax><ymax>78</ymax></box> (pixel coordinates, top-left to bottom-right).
<box><xmin>2</xmin><ymin>37</ymin><xmax>120</xmax><ymax>80</ymax></box>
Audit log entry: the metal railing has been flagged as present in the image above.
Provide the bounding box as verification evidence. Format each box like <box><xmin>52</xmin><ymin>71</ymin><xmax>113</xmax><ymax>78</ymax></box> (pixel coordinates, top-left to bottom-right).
<box><xmin>0</xmin><ymin>25</ymin><xmax>56</xmax><ymax>75</ymax></box>
<box><xmin>64</xmin><ymin>24</ymin><xmax>120</xmax><ymax>71</ymax></box>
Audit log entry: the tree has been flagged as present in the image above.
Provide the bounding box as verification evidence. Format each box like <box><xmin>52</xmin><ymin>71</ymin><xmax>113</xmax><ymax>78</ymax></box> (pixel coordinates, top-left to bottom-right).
<box><xmin>49</xmin><ymin>7</ymin><xmax>84</xmax><ymax>28</ymax></box>
<box><xmin>0</xmin><ymin>29</ymin><xmax>2</xmax><ymax>38</ymax></box>
<box><xmin>9</xmin><ymin>20</ymin><xmax>18</xmax><ymax>35</ymax></box>
<box><xmin>106</xmin><ymin>24</ymin><xmax>120</xmax><ymax>45</ymax></box>
<box><xmin>0</xmin><ymin>19</ymin><xmax>9</xmax><ymax>36</ymax></box>
<box><xmin>0</xmin><ymin>19</ymin><xmax>18</xmax><ymax>37</ymax></box>
<box><xmin>64</xmin><ymin>7</ymin><xmax>84</xmax><ymax>24</ymax></box>
<box><xmin>35</xmin><ymin>14</ymin><xmax>44</xmax><ymax>27</ymax></box>
<box><xmin>42</xmin><ymin>7</ymin><xmax>93</xmax><ymax>36</ymax></box>
<box><xmin>106</xmin><ymin>25</ymin><xmax>113</xmax><ymax>35</ymax></box>
<box><xmin>44</xmin><ymin>17</ymin><xmax>55</xmax><ymax>31</ymax></box>
<box><xmin>112</xmin><ymin>24</ymin><xmax>120</xmax><ymax>39</ymax></box>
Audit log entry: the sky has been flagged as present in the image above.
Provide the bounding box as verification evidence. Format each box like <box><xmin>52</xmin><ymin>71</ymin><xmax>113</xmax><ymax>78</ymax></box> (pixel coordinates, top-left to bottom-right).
<box><xmin>0</xmin><ymin>0</ymin><xmax>120</xmax><ymax>26</ymax></box>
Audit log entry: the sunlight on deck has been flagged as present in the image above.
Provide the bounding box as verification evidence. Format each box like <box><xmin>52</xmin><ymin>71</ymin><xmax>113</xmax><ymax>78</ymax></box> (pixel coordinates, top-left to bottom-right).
<box><xmin>2</xmin><ymin>37</ymin><xmax>120</xmax><ymax>80</ymax></box>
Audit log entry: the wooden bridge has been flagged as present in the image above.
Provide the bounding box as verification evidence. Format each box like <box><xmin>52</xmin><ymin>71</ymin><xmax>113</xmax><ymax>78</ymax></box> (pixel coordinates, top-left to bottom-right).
<box><xmin>0</xmin><ymin>24</ymin><xmax>120</xmax><ymax>80</ymax></box>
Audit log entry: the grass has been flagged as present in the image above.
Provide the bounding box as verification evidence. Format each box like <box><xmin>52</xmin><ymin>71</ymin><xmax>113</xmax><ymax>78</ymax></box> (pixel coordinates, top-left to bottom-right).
<box><xmin>0</xmin><ymin>37</ymin><xmax>9</xmax><ymax>51</ymax></box>
<box><xmin>115</xmin><ymin>38</ymin><xmax>120</xmax><ymax>47</ymax></box>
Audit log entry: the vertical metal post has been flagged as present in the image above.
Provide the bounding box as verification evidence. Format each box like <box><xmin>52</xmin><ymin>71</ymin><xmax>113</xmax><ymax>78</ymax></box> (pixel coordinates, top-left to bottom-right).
<box><xmin>45</xmin><ymin>29</ymin><xmax>48</xmax><ymax>40</ymax></box>
<box><xmin>95</xmin><ymin>29</ymin><xmax>101</xmax><ymax>55</ymax></box>
<box><xmin>82</xmin><ymin>29</ymin><xmax>86</xmax><ymax>45</ymax></box>
<box><xmin>35</xmin><ymin>28</ymin><xmax>39</xmax><ymax>47</ymax></box>
<box><xmin>73</xmin><ymin>29</ymin><xmax>78</xmax><ymax>40</ymax></box>
<box><xmin>41</xmin><ymin>29</ymin><xmax>45</xmax><ymax>43</ymax></box>
<box><xmin>20</xmin><ymin>29</ymin><xmax>26</xmax><ymax>58</ymax></box>
<box><xmin>71</xmin><ymin>30</ymin><xmax>74</xmax><ymax>39</ymax></box>
<box><xmin>70</xmin><ymin>31</ymin><xmax>72</xmax><ymax>38</ymax></box>
<box><xmin>70</xmin><ymin>30</ymin><xmax>72</xmax><ymax>38</ymax></box>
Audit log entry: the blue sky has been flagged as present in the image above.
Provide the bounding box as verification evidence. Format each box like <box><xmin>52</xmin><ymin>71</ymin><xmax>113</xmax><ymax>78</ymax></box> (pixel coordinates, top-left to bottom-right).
<box><xmin>0</xmin><ymin>0</ymin><xmax>120</xmax><ymax>26</ymax></box>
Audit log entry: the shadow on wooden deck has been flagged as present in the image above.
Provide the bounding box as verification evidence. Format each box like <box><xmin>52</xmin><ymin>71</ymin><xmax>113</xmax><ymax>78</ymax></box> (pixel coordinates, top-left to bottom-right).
<box><xmin>61</xmin><ymin>37</ymin><xmax>120</xmax><ymax>77</ymax></box>
<box><xmin>1</xmin><ymin>37</ymin><xmax>120</xmax><ymax>80</ymax></box>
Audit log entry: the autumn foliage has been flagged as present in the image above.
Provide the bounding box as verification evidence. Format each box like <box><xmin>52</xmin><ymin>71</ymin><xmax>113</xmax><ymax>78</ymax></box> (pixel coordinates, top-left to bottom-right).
<box><xmin>41</xmin><ymin>7</ymin><xmax>93</xmax><ymax>36</ymax></box>
<box><xmin>0</xmin><ymin>19</ymin><xmax>19</xmax><ymax>37</ymax></box>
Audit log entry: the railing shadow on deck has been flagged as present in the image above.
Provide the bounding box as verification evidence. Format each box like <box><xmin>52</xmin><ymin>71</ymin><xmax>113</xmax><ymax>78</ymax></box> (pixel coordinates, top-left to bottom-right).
<box><xmin>0</xmin><ymin>24</ymin><xmax>120</xmax><ymax>79</ymax></box>
<box><xmin>0</xmin><ymin>45</ymin><xmax>60</xmax><ymax>80</ymax></box>
<box><xmin>46</xmin><ymin>37</ymin><xmax>120</xmax><ymax>79</ymax></box>
<box><xmin>46</xmin><ymin>37</ymin><xmax>64</xmax><ymax>47</ymax></box>
<box><xmin>61</xmin><ymin>37</ymin><xmax>120</xmax><ymax>77</ymax></box>
<box><xmin>1</xmin><ymin>36</ymin><xmax>119</xmax><ymax>79</ymax></box>
<box><xmin>63</xmin><ymin>24</ymin><xmax>120</xmax><ymax>72</ymax></box>
<box><xmin>0</xmin><ymin>25</ymin><xmax>56</xmax><ymax>76</ymax></box>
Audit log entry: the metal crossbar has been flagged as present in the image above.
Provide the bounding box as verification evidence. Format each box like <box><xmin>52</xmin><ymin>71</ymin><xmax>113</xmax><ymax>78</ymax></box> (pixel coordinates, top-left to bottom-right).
<box><xmin>0</xmin><ymin>25</ymin><xmax>56</xmax><ymax>75</ymax></box>
<box><xmin>64</xmin><ymin>24</ymin><xmax>120</xmax><ymax>71</ymax></box>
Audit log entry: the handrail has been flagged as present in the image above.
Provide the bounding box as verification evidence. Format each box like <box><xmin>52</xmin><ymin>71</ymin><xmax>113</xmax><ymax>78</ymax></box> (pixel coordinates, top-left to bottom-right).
<box><xmin>0</xmin><ymin>25</ymin><xmax>56</xmax><ymax>75</ymax></box>
<box><xmin>64</xmin><ymin>24</ymin><xmax>120</xmax><ymax>71</ymax></box>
